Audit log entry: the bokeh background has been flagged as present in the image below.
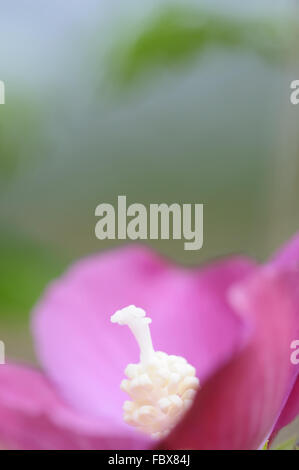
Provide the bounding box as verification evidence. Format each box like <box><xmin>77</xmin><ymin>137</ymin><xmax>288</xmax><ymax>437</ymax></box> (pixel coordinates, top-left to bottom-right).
<box><xmin>0</xmin><ymin>0</ymin><xmax>298</xmax><ymax>448</ymax></box>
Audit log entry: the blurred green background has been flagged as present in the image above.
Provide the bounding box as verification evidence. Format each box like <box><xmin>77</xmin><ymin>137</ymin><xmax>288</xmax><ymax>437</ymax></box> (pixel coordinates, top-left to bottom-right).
<box><xmin>0</xmin><ymin>0</ymin><xmax>298</xmax><ymax>448</ymax></box>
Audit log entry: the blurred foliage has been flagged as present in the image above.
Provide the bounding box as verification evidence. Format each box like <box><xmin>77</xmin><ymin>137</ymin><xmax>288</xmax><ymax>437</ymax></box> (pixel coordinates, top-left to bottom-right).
<box><xmin>273</xmin><ymin>437</ymin><xmax>298</xmax><ymax>450</ymax></box>
<box><xmin>108</xmin><ymin>4</ymin><xmax>295</xmax><ymax>88</ymax></box>
<box><xmin>0</xmin><ymin>95</ymin><xmax>52</xmax><ymax>323</ymax></box>
<box><xmin>262</xmin><ymin>440</ymin><xmax>269</xmax><ymax>450</ymax></box>
<box><xmin>270</xmin><ymin>416</ymin><xmax>299</xmax><ymax>450</ymax></box>
<box><xmin>0</xmin><ymin>233</ymin><xmax>67</xmax><ymax>323</ymax></box>
<box><xmin>0</xmin><ymin>96</ymin><xmax>44</xmax><ymax>183</ymax></box>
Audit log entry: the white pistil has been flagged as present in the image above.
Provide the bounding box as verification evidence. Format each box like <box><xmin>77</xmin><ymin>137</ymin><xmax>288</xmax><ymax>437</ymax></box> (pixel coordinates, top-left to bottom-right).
<box><xmin>111</xmin><ymin>305</ymin><xmax>154</xmax><ymax>364</ymax></box>
<box><xmin>111</xmin><ymin>305</ymin><xmax>200</xmax><ymax>438</ymax></box>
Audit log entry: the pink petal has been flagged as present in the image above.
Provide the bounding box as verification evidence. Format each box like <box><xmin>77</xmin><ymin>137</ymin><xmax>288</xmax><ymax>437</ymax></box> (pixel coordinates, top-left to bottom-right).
<box><xmin>270</xmin><ymin>233</ymin><xmax>299</xmax><ymax>435</ymax></box>
<box><xmin>271</xmin><ymin>232</ymin><xmax>299</xmax><ymax>269</ymax></box>
<box><xmin>32</xmin><ymin>245</ymin><xmax>255</xmax><ymax>434</ymax></box>
<box><xmin>270</xmin><ymin>376</ymin><xmax>299</xmax><ymax>443</ymax></box>
<box><xmin>0</xmin><ymin>363</ymin><xmax>148</xmax><ymax>450</ymax></box>
<box><xmin>160</xmin><ymin>268</ymin><xmax>299</xmax><ymax>450</ymax></box>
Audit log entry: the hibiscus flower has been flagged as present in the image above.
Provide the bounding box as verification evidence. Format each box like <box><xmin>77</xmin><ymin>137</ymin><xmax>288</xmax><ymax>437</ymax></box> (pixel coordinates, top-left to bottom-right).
<box><xmin>0</xmin><ymin>234</ymin><xmax>298</xmax><ymax>450</ymax></box>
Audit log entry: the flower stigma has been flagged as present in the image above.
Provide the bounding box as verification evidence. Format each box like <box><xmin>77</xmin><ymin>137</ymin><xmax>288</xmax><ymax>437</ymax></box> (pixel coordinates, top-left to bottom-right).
<box><xmin>111</xmin><ymin>305</ymin><xmax>200</xmax><ymax>439</ymax></box>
